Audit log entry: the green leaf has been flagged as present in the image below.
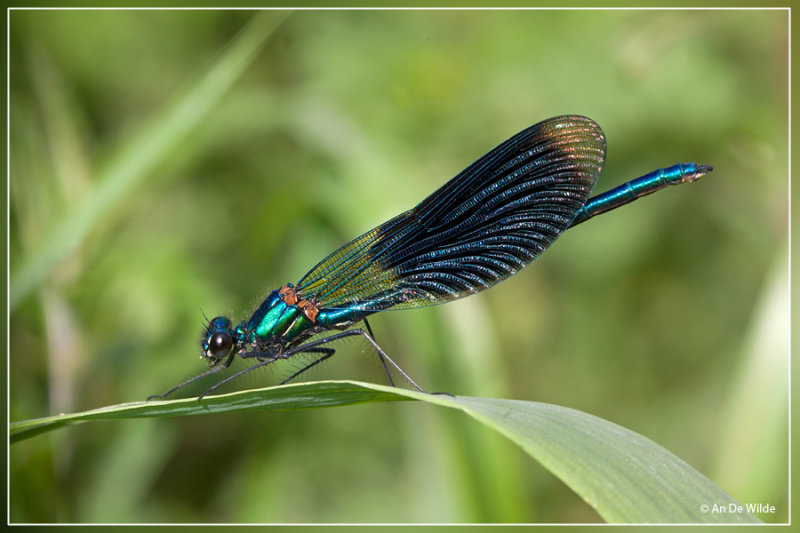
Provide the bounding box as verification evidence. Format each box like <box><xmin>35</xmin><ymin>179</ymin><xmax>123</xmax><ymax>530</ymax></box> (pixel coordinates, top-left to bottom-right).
<box><xmin>10</xmin><ymin>380</ymin><xmax>759</xmax><ymax>524</ymax></box>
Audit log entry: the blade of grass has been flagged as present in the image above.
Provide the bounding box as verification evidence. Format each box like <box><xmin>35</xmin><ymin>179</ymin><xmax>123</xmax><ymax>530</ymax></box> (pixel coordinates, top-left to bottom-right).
<box><xmin>713</xmin><ymin>246</ymin><xmax>789</xmax><ymax>512</ymax></box>
<box><xmin>10</xmin><ymin>380</ymin><xmax>406</xmax><ymax>443</ymax></box>
<box><xmin>10</xmin><ymin>380</ymin><xmax>759</xmax><ymax>524</ymax></box>
<box><xmin>10</xmin><ymin>11</ymin><xmax>291</xmax><ymax>309</ymax></box>
<box><xmin>446</xmin><ymin>395</ymin><xmax>759</xmax><ymax>524</ymax></box>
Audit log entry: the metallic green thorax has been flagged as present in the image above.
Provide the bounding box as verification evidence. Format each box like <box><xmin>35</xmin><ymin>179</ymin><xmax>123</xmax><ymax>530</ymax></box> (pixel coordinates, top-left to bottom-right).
<box><xmin>245</xmin><ymin>289</ymin><xmax>310</xmax><ymax>343</ymax></box>
<box><xmin>240</xmin><ymin>285</ymin><xmax>368</xmax><ymax>347</ymax></box>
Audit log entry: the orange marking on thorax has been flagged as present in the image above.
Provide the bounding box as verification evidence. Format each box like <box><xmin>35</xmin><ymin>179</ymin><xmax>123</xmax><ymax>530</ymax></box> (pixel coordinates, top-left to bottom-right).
<box><xmin>280</xmin><ymin>284</ymin><xmax>318</xmax><ymax>322</ymax></box>
<box><xmin>297</xmin><ymin>299</ymin><xmax>319</xmax><ymax>323</ymax></box>
<box><xmin>279</xmin><ymin>284</ymin><xmax>298</xmax><ymax>306</ymax></box>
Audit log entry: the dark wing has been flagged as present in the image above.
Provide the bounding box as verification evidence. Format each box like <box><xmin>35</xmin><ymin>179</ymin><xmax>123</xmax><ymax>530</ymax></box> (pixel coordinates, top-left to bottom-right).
<box><xmin>296</xmin><ymin>115</ymin><xmax>606</xmax><ymax>311</ymax></box>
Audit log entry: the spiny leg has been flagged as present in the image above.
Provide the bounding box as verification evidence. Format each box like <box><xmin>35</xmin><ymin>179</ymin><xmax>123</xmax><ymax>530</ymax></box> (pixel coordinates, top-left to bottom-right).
<box><xmin>364</xmin><ymin>318</ymin><xmax>394</xmax><ymax>386</ymax></box>
<box><xmin>199</xmin><ymin>344</ymin><xmax>339</xmax><ymax>398</ymax></box>
<box><xmin>197</xmin><ymin>346</ymin><xmax>322</xmax><ymax>400</ymax></box>
<box><xmin>280</xmin><ymin>346</ymin><xmax>336</xmax><ymax>384</ymax></box>
<box><xmin>285</xmin><ymin>328</ymin><xmax>427</xmax><ymax>393</ymax></box>
<box><xmin>188</xmin><ymin>327</ymin><xmax>429</xmax><ymax>400</ymax></box>
<box><xmin>147</xmin><ymin>351</ymin><xmax>235</xmax><ymax>400</ymax></box>
<box><xmin>197</xmin><ymin>355</ymin><xmax>280</xmax><ymax>400</ymax></box>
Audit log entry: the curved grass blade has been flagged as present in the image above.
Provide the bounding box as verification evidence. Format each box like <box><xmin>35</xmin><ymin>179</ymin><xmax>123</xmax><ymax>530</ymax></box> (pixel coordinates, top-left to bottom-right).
<box><xmin>9</xmin><ymin>381</ymin><xmax>759</xmax><ymax>523</ymax></box>
<box><xmin>10</xmin><ymin>381</ymin><xmax>406</xmax><ymax>443</ymax></box>
<box><xmin>444</xmin><ymin>395</ymin><xmax>760</xmax><ymax>524</ymax></box>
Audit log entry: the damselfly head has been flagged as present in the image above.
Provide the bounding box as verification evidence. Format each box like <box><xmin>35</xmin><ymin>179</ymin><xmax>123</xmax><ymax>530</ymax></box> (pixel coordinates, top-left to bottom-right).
<box><xmin>201</xmin><ymin>316</ymin><xmax>235</xmax><ymax>365</ymax></box>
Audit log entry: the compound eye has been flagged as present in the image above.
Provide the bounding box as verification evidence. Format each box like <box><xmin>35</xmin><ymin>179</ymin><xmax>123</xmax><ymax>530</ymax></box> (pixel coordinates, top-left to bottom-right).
<box><xmin>207</xmin><ymin>331</ymin><xmax>233</xmax><ymax>360</ymax></box>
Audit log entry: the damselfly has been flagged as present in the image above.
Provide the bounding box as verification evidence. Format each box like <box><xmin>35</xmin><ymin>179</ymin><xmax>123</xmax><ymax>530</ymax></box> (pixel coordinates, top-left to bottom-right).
<box><xmin>149</xmin><ymin>115</ymin><xmax>711</xmax><ymax>400</ymax></box>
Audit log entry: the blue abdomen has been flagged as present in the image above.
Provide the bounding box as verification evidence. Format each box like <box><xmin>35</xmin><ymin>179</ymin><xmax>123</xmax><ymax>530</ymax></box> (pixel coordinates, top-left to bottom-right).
<box><xmin>317</xmin><ymin>307</ymin><xmax>365</xmax><ymax>328</ymax></box>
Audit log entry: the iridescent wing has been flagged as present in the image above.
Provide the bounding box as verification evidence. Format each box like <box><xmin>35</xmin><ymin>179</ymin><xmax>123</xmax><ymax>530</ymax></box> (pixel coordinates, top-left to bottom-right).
<box><xmin>296</xmin><ymin>115</ymin><xmax>606</xmax><ymax>311</ymax></box>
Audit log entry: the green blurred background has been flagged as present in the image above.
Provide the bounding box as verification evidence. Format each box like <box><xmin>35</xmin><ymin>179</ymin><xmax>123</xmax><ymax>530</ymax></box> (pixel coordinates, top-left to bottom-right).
<box><xmin>9</xmin><ymin>9</ymin><xmax>788</xmax><ymax>524</ymax></box>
